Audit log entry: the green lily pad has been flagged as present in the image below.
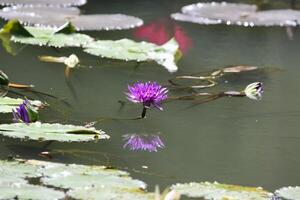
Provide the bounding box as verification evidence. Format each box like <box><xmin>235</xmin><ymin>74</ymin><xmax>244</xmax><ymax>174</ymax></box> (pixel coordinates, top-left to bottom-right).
<box><xmin>172</xmin><ymin>2</ymin><xmax>300</xmax><ymax>27</ymax></box>
<box><xmin>276</xmin><ymin>186</ymin><xmax>300</xmax><ymax>200</ymax></box>
<box><xmin>0</xmin><ymin>97</ymin><xmax>43</xmax><ymax>113</ymax></box>
<box><xmin>171</xmin><ymin>182</ymin><xmax>273</xmax><ymax>200</ymax></box>
<box><xmin>0</xmin><ymin>183</ymin><xmax>66</xmax><ymax>200</ymax></box>
<box><xmin>0</xmin><ymin>160</ymin><xmax>65</xmax><ymax>200</ymax></box>
<box><xmin>2</xmin><ymin>20</ymin><xmax>94</xmax><ymax>48</ymax></box>
<box><xmin>40</xmin><ymin>163</ymin><xmax>146</xmax><ymax>190</ymax></box>
<box><xmin>68</xmin><ymin>187</ymin><xmax>154</xmax><ymax>200</ymax></box>
<box><xmin>0</xmin><ymin>122</ymin><xmax>109</xmax><ymax>142</ymax></box>
<box><xmin>0</xmin><ymin>0</ymin><xmax>86</xmax><ymax>6</ymax></box>
<box><xmin>0</xmin><ymin>159</ymin><xmax>153</xmax><ymax>200</ymax></box>
<box><xmin>84</xmin><ymin>38</ymin><xmax>180</xmax><ymax>73</ymax></box>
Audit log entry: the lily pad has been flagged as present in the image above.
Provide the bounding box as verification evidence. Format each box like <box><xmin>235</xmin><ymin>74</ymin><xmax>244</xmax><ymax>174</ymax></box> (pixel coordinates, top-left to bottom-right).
<box><xmin>40</xmin><ymin>163</ymin><xmax>146</xmax><ymax>190</ymax></box>
<box><xmin>171</xmin><ymin>2</ymin><xmax>300</xmax><ymax>27</ymax></box>
<box><xmin>0</xmin><ymin>0</ymin><xmax>86</xmax><ymax>7</ymax></box>
<box><xmin>0</xmin><ymin>183</ymin><xmax>66</xmax><ymax>200</ymax></box>
<box><xmin>0</xmin><ymin>122</ymin><xmax>109</xmax><ymax>142</ymax></box>
<box><xmin>84</xmin><ymin>38</ymin><xmax>180</xmax><ymax>73</ymax></box>
<box><xmin>0</xmin><ymin>96</ymin><xmax>42</xmax><ymax>113</ymax></box>
<box><xmin>0</xmin><ymin>159</ymin><xmax>153</xmax><ymax>200</ymax></box>
<box><xmin>275</xmin><ymin>186</ymin><xmax>300</xmax><ymax>200</ymax></box>
<box><xmin>68</xmin><ymin>187</ymin><xmax>154</xmax><ymax>200</ymax></box>
<box><xmin>0</xmin><ymin>160</ymin><xmax>65</xmax><ymax>200</ymax></box>
<box><xmin>0</xmin><ymin>7</ymin><xmax>143</xmax><ymax>31</ymax></box>
<box><xmin>1</xmin><ymin>20</ymin><xmax>94</xmax><ymax>47</ymax></box>
<box><xmin>171</xmin><ymin>182</ymin><xmax>273</xmax><ymax>200</ymax></box>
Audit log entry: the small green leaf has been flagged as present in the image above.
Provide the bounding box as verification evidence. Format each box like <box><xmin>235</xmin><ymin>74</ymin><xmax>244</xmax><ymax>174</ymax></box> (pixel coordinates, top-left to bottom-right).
<box><xmin>0</xmin><ymin>122</ymin><xmax>109</xmax><ymax>142</ymax></box>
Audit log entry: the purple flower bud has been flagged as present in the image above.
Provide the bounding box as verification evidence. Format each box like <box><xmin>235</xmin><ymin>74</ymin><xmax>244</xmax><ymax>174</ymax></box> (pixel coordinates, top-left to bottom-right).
<box><xmin>12</xmin><ymin>100</ymin><xmax>39</xmax><ymax>124</ymax></box>
<box><xmin>123</xmin><ymin>134</ymin><xmax>165</xmax><ymax>152</ymax></box>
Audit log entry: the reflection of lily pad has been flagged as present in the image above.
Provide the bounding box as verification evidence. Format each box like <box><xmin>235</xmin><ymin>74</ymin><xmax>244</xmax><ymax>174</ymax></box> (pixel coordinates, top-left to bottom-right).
<box><xmin>0</xmin><ymin>122</ymin><xmax>109</xmax><ymax>142</ymax></box>
<box><xmin>172</xmin><ymin>2</ymin><xmax>300</xmax><ymax>27</ymax></box>
<box><xmin>0</xmin><ymin>6</ymin><xmax>143</xmax><ymax>31</ymax></box>
<box><xmin>171</xmin><ymin>182</ymin><xmax>273</xmax><ymax>200</ymax></box>
<box><xmin>276</xmin><ymin>186</ymin><xmax>300</xmax><ymax>200</ymax></box>
<box><xmin>0</xmin><ymin>97</ymin><xmax>42</xmax><ymax>113</ymax></box>
<box><xmin>84</xmin><ymin>38</ymin><xmax>180</xmax><ymax>73</ymax></box>
<box><xmin>0</xmin><ymin>159</ymin><xmax>153</xmax><ymax>200</ymax></box>
<box><xmin>0</xmin><ymin>0</ymin><xmax>86</xmax><ymax>6</ymax></box>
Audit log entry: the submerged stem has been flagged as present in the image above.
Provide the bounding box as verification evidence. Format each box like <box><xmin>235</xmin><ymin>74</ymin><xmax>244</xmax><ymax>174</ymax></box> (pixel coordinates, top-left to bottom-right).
<box><xmin>141</xmin><ymin>106</ymin><xmax>147</xmax><ymax>118</ymax></box>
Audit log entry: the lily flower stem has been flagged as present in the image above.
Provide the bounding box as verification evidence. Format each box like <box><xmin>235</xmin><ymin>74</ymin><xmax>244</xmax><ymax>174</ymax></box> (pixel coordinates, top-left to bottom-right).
<box><xmin>141</xmin><ymin>106</ymin><xmax>147</xmax><ymax>119</ymax></box>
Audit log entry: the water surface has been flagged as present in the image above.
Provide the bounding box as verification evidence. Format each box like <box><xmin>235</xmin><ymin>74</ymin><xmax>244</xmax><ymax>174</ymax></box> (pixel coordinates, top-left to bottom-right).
<box><xmin>0</xmin><ymin>0</ymin><xmax>299</xmax><ymax>192</ymax></box>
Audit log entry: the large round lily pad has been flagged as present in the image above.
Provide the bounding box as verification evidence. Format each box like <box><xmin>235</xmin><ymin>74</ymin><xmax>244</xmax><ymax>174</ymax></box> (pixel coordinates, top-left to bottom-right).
<box><xmin>275</xmin><ymin>186</ymin><xmax>300</xmax><ymax>200</ymax></box>
<box><xmin>0</xmin><ymin>122</ymin><xmax>109</xmax><ymax>142</ymax></box>
<box><xmin>68</xmin><ymin>187</ymin><xmax>154</xmax><ymax>200</ymax></box>
<box><xmin>0</xmin><ymin>0</ymin><xmax>86</xmax><ymax>6</ymax></box>
<box><xmin>0</xmin><ymin>159</ymin><xmax>153</xmax><ymax>200</ymax></box>
<box><xmin>0</xmin><ymin>6</ymin><xmax>143</xmax><ymax>31</ymax></box>
<box><xmin>171</xmin><ymin>182</ymin><xmax>273</xmax><ymax>200</ymax></box>
<box><xmin>171</xmin><ymin>2</ymin><xmax>300</xmax><ymax>27</ymax></box>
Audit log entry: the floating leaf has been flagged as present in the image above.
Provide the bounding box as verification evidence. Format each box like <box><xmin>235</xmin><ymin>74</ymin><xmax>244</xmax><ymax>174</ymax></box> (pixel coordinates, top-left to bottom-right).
<box><xmin>244</xmin><ymin>9</ymin><xmax>300</xmax><ymax>26</ymax></box>
<box><xmin>0</xmin><ymin>183</ymin><xmax>66</xmax><ymax>200</ymax></box>
<box><xmin>181</xmin><ymin>2</ymin><xmax>257</xmax><ymax>22</ymax></box>
<box><xmin>0</xmin><ymin>0</ymin><xmax>86</xmax><ymax>6</ymax></box>
<box><xmin>68</xmin><ymin>188</ymin><xmax>154</xmax><ymax>200</ymax></box>
<box><xmin>0</xmin><ymin>5</ymin><xmax>80</xmax><ymax>20</ymax></box>
<box><xmin>0</xmin><ymin>97</ymin><xmax>42</xmax><ymax>113</ymax></box>
<box><xmin>40</xmin><ymin>163</ymin><xmax>146</xmax><ymax>190</ymax></box>
<box><xmin>0</xmin><ymin>7</ymin><xmax>143</xmax><ymax>31</ymax></box>
<box><xmin>12</xmin><ymin>27</ymin><xmax>93</xmax><ymax>48</ymax></box>
<box><xmin>171</xmin><ymin>2</ymin><xmax>300</xmax><ymax>27</ymax></box>
<box><xmin>0</xmin><ymin>122</ymin><xmax>109</xmax><ymax>142</ymax></box>
<box><xmin>0</xmin><ymin>160</ymin><xmax>65</xmax><ymax>200</ymax></box>
<box><xmin>275</xmin><ymin>186</ymin><xmax>300</xmax><ymax>200</ymax></box>
<box><xmin>1</xmin><ymin>20</ymin><xmax>93</xmax><ymax>48</ymax></box>
<box><xmin>84</xmin><ymin>38</ymin><xmax>180</xmax><ymax>73</ymax></box>
<box><xmin>0</xmin><ymin>159</ymin><xmax>153</xmax><ymax>200</ymax></box>
<box><xmin>171</xmin><ymin>182</ymin><xmax>273</xmax><ymax>200</ymax></box>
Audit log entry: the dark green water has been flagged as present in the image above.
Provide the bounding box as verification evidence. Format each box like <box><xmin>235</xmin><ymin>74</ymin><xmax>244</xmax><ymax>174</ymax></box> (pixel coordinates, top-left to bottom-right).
<box><xmin>0</xmin><ymin>0</ymin><xmax>300</xmax><ymax>192</ymax></box>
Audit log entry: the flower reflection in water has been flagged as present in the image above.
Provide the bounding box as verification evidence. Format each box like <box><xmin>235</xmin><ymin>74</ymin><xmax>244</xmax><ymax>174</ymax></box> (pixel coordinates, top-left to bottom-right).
<box><xmin>123</xmin><ymin>134</ymin><xmax>165</xmax><ymax>152</ymax></box>
<box><xmin>134</xmin><ymin>19</ymin><xmax>192</xmax><ymax>54</ymax></box>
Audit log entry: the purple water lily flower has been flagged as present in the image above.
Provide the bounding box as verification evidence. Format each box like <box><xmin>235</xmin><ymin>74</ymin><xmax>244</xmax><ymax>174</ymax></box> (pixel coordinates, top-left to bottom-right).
<box><xmin>126</xmin><ymin>81</ymin><xmax>168</xmax><ymax>118</ymax></box>
<box><xmin>12</xmin><ymin>99</ymin><xmax>39</xmax><ymax>124</ymax></box>
<box><xmin>123</xmin><ymin>134</ymin><xmax>165</xmax><ymax>152</ymax></box>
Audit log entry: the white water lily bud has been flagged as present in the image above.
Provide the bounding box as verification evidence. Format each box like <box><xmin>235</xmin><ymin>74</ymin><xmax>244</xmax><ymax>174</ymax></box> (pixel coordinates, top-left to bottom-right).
<box><xmin>164</xmin><ymin>190</ymin><xmax>181</xmax><ymax>200</ymax></box>
<box><xmin>64</xmin><ymin>54</ymin><xmax>79</xmax><ymax>68</ymax></box>
<box><xmin>244</xmin><ymin>82</ymin><xmax>263</xmax><ymax>100</ymax></box>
